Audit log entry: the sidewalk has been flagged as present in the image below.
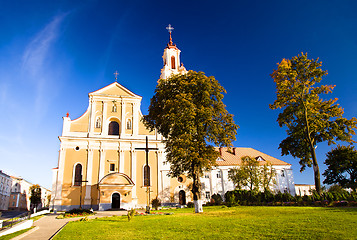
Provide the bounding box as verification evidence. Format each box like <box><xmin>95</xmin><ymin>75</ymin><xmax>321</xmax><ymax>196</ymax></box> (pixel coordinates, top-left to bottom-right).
<box><xmin>14</xmin><ymin>210</ymin><xmax>128</xmax><ymax>240</ymax></box>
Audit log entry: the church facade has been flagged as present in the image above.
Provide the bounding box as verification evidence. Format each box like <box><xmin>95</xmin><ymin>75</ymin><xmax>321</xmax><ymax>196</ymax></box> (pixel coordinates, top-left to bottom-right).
<box><xmin>51</xmin><ymin>28</ymin><xmax>295</xmax><ymax>211</ymax></box>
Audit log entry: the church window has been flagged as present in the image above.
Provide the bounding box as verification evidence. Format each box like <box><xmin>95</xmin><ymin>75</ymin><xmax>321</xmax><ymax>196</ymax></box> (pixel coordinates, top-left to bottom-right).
<box><xmin>281</xmin><ymin>170</ymin><xmax>285</xmax><ymax>177</ymax></box>
<box><xmin>217</xmin><ymin>171</ymin><xmax>222</xmax><ymax>178</ymax></box>
<box><xmin>95</xmin><ymin>117</ymin><xmax>101</xmax><ymax>128</ymax></box>
<box><xmin>126</xmin><ymin>119</ymin><xmax>132</xmax><ymax>130</ymax></box>
<box><xmin>108</xmin><ymin>121</ymin><xmax>119</xmax><ymax>135</ymax></box>
<box><xmin>171</xmin><ymin>56</ymin><xmax>176</xmax><ymax>69</ymax></box>
<box><xmin>204</xmin><ymin>173</ymin><xmax>210</xmax><ymax>178</ymax></box>
<box><xmin>178</xmin><ymin>176</ymin><xmax>183</xmax><ymax>183</ymax></box>
<box><xmin>144</xmin><ymin>165</ymin><xmax>150</xmax><ymax>186</ymax></box>
<box><xmin>74</xmin><ymin>164</ymin><xmax>82</xmax><ymax>186</ymax></box>
<box><xmin>112</xmin><ymin>101</ymin><xmax>117</xmax><ymax>112</ymax></box>
<box><xmin>110</xmin><ymin>163</ymin><xmax>115</xmax><ymax>172</ymax></box>
<box><xmin>75</xmin><ymin>146</ymin><xmax>80</xmax><ymax>151</ymax></box>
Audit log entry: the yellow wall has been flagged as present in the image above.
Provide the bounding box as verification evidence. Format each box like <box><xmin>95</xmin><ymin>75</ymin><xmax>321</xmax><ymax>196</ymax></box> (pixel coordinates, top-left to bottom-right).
<box><xmin>70</xmin><ymin>110</ymin><xmax>89</xmax><ymax>132</ymax></box>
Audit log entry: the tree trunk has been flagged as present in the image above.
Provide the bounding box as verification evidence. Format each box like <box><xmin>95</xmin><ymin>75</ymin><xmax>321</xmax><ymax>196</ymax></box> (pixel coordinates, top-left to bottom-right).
<box><xmin>310</xmin><ymin>144</ymin><xmax>322</xmax><ymax>195</ymax></box>
<box><xmin>192</xmin><ymin>174</ymin><xmax>203</xmax><ymax>213</ymax></box>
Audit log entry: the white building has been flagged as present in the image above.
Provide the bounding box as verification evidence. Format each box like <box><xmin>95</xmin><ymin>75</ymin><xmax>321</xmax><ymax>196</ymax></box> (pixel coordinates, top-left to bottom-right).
<box><xmin>0</xmin><ymin>170</ymin><xmax>12</xmax><ymax>210</ymax></box>
<box><xmin>295</xmin><ymin>184</ymin><xmax>315</xmax><ymax>196</ymax></box>
<box><xmin>201</xmin><ymin>147</ymin><xmax>295</xmax><ymax>202</ymax></box>
<box><xmin>10</xmin><ymin>176</ymin><xmax>51</xmax><ymax>210</ymax></box>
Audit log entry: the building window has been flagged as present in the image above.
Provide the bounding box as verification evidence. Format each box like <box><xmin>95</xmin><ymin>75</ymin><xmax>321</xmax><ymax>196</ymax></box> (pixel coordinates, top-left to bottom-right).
<box><xmin>108</xmin><ymin>121</ymin><xmax>119</xmax><ymax>135</ymax></box>
<box><xmin>110</xmin><ymin>163</ymin><xmax>115</xmax><ymax>172</ymax></box>
<box><xmin>178</xmin><ymin>176</ymin><xmax>183</xmax><ymax>183</ymax></box>
<box><xmin>144</xmin><ymin>165</ymin><xmax>150</xmax><ymax>186</ymax></box>
<box><xmin>171</xmin><ymin>56</ymin><xmax>176</xmax><ymax>69</ymax></box>
<box><xmin>281</xmin><ymin>170</ymin><xmax>285</xmax><ymax>177</ymax></box>
<box><xmin>205</xmin><ymin>173</ymin><xmax>210</xmax><ymax>178</ymax></box>
<box><xmin>205</xmin><ymin>192</ymin><xmax>210</xmax><ymax>199</ymax></box>
<box><xmin>112</xmin><ymin>101</ymin><xmax>117</xmax><ymax>112</ymax></box>
<box><xmin>74</xmin><ymin>164</ymin><xmax>82</xmax><ymax>186</ymax></box>
<box><xmin>95</xmin><ymin>117</ymin><xmax>101</xmax><ymax>128</ymax></box>
<box><xmin>126</xmin><ymin>119</ymin><xmax>132</xmax><ymax>130</ymax></box>
<box><xmin>12</xmin><ymin>202</ymin><xmax>15</xmax><ymax>206</ymax></box>
<box><xmin>217</xmin><ymin>171</ymin><xmax>222</xmax><ymax>178</ymax></box>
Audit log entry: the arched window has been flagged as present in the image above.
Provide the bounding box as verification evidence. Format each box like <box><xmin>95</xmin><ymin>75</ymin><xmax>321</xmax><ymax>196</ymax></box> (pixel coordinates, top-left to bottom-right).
<box><xmin>144</xmin><ymin>165</ymin><xmax>150</xmax><ymax>186</ymax></box>
<box><xmin>108</xmin><ymin>121</ymin><xmax>119</xmax><ymax>135</ymax></box>
<box><xmin>95</xmin><ymin>117</ymin><xmax>101</xmax><ymax>128</ymax></box>
<box><xmin>74</xmin><ymin>164</ymin><xmax>82</xmax><ymax>186</ymax></box>
<box><xmin>126</xmin><ymin>119</ymin><xmax>132</xmax><ymax>130</ymax></box>
<box><xmin>171</xmin><ymin>56</ymin><xmax>176</xmax><ymax>69</ymax></box>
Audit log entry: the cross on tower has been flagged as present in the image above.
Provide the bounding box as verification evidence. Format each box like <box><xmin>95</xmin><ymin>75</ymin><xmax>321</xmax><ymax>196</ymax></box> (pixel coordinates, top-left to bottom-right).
<box><xmin>166</xmin><ymin>24</ymin><xmax>174</xmax><ymax>46</ymax></box>
<box><xmin>166</xmin><ymin>24</ymin><xmax>174</xmax><ymax>33</ymax></box>
<box><xmin>113</xmin><ymin>70</ymin><xmax>119</xmax><ymax>82</ymax></box>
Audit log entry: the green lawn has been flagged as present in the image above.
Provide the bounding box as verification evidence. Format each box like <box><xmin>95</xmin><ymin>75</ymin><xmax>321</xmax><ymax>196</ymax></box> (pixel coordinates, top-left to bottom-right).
<box><xmin>54</xmin><ymin>206</ymin><xmax>357</xmax><ymax>239</ymax></box>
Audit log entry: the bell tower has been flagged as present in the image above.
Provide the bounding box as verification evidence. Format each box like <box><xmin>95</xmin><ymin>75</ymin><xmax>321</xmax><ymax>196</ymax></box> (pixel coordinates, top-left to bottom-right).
<box><xmin>160</xmin><ymin>24</ymin><xmax>187</xmax><ymax>80</ymax></box>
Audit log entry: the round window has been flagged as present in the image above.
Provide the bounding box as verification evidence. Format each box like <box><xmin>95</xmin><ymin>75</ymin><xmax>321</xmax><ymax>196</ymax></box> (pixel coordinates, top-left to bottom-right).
<box><xmin>75</xmin><ymin>146</ymin><xmax>80</xmax><ymax>151</ymax></box>
<box><xmin>178</xmin><ymin>176</ymin><xmax>183</xmax><ymax>183</ymax></box>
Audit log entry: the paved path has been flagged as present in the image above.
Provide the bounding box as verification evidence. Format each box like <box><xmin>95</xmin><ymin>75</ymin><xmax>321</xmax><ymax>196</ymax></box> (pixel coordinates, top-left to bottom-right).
<box><xmin>14</xmin><ymin>210</ymin><xmax>128</xmax><ymax>240</ymax></box>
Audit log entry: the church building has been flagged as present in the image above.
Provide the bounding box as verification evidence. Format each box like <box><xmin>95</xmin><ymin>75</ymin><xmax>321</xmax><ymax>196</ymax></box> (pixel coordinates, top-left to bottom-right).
<box><xmin>51</xmin><ymin>26</ymin><xmax>295</xmax><ymax>211</ymax></box>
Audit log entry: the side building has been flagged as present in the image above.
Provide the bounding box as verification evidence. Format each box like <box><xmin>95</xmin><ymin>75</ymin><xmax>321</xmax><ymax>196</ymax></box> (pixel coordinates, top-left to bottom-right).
<box><xmin>201</xmin><ymin>147</ymin><xmax>296</xmax><ymax>202</ymax></box>
<box><xmin>0</xmin><ymin>170</ymin><xmax>12</xmax><ymax>210</ymax></box>
<box><xmin>9</xmin><ymin>176</ymin><xmax>51</xmax><ymax>211</ymax></box>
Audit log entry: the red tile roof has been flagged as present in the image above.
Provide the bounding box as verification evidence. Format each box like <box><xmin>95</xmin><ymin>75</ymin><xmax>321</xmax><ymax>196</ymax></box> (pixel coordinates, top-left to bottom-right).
<box><xmin>215</xmin><ymin>147</ymin><xmax>290</xmax><ymax>166</ymax></box>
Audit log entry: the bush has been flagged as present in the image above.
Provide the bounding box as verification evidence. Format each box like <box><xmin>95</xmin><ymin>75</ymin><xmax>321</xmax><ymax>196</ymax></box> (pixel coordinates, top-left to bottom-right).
<box><xmin>127</xmin><ymin>209</ymin><xmax>136</xmax><ymax>221</ymax></box>
<box><xmin>151</xmin><ymin>197</ymin><xmax>161</xmax><ymax>210</ymax></box>
<box><xmin>187</xmin><ymin>202</ymin><xmax>194</xmax><ymax>208</ymax></box>
<box><xmin>211</xmin><ymin>194</ymin><xmax>223</xmax><ymax>205</ymax></box>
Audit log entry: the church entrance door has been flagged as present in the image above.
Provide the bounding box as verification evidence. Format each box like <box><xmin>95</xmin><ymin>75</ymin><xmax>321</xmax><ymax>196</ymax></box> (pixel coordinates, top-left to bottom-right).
<box><xmin>179</xmin><ymin>190</ymin><xmax>186</xmax><ymax>205</ymax></box>
<box><xmin>112</xmin><ymin>193</ymin><xmax>120</xmax><ymax>209</ymax></box>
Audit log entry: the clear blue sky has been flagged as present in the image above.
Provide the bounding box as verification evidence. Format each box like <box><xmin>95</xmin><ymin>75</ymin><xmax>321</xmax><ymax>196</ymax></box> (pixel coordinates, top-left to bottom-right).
<box><xmin>0</xmin><ymin>0</ymin><xmax>356</xmax><ymax>189</ymax></box>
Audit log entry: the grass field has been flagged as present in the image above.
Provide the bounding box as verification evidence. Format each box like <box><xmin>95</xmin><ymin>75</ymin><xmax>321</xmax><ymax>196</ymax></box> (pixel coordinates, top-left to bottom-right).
<box><xmin>54</xmin><ymin>206</ymin><xmax>357</xmax><ymax>239</ymax></box>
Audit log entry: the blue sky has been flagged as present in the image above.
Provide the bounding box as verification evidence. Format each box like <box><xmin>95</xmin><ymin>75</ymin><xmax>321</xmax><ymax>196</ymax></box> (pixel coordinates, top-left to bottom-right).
<box><xmin>0</xmin><ymin>0</ymin><xmax>356</xmax><ymax>189</ymax></box>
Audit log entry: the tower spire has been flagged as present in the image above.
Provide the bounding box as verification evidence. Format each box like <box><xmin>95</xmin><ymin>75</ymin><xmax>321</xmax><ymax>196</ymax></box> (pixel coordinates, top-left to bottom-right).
<box><xmin>166</xmin><ymin>24</ymin><xmax>175</xmax><ymax>47</ymax></box>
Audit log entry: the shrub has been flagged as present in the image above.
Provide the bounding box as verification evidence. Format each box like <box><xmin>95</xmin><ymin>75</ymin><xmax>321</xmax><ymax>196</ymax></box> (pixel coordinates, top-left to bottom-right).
<box><xmin>211</xmin><ymin>194</ymin><xmax>223</xmax><ymax>205</ymax></box>
<box><xmin>127</xmin><ymin>209</ymin><xmax>136</xmax><ymax>221</ymax></box>
<box><xmin>187</xmin><ymin>202</ymin><xmax>194</xmax><ymax>208</ymax></box>
<box><xmin>151</xmin><ymin>197</ymin><xmax>161</xmax><ymax>210</ymax></box>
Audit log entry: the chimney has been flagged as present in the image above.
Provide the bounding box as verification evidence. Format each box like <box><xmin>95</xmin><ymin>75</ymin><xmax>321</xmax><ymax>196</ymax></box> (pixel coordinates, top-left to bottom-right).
<box><xmin>233</xmin><ymin>147</ymin><xmax>236</xmax><ymax>155</ymax></box>
<box><xmin>219</xmin><ymin>147</ymin><xmax>222</xmax><ymax>156</ymax></box>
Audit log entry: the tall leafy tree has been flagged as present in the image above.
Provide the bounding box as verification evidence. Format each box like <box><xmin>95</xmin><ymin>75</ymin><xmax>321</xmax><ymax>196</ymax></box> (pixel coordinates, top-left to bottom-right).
<box><xmin>270</xmin><ymin>53</ymin><xmax>357</xmax><ymax>194</ymax></box>
<box><xmin>323</xmin><ymin>145</ymin><xmax>357</xmax><ymax>191</ymax></box>
<box><xmin>29</xmin><ymin>184</ymin><xmax>42</xmax><ymax>210</ymax></box>
<box><xmin>228</xmin><ymin>157</ymin><xmax>276</xmax><ymax>192</ymax></box>
<box><xmin>228</xmin><ymin>166</ymin><xmax>248</xmax><ymax>190</ymax></box>
<box><xmin>144</xmin><ymin>71</ymin><xmax>238</xmax><ymax>212</ymax></box>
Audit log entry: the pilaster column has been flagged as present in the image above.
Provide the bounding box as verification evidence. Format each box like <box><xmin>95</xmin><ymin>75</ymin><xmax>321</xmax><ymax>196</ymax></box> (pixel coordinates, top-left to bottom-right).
<box><xmin>84</xmin><ymin>148</ymin><xmax>94</xmax><ymax>205</ymax></box>
<box><xmin>102</xmin><ymin>101</ymin><xmax>108</xmax><ymax>136</ymax></box>
<box><xmin>157</xmin><ymin>150</ymin><xmax>163</xmax><ymax>196</ymax></box>
<box><xmin>99</xmin><ymin>148</ymin><xmax>106</xmax><ymax>181</ymax></box>
<box><xmin>131</xmin><ymin>149</ymin><xmax>137</xmax><ymax>198</ymax></box>
<box><xmin>56</xmin><ymin>147</ymin><xmax>66</xmax><ymax>202</ymax></box>
<box><xmin>89</xmin><ymin>98</ymin><xmax>96</xmax><ymax>134</ymax></box>
<box><xmin>120</xmin><ymin>100</ymin><xmax>126</xmax><ymax>138</ymax></box>
<box><xmin>132</xmin><ymin>102</ymin><xmax>139</xmax><ymax>136</ymax></box>
<box><xmin>119</xmin><ymin>149</ymin><xmax>125</xmax><ymax>173</ymax></box>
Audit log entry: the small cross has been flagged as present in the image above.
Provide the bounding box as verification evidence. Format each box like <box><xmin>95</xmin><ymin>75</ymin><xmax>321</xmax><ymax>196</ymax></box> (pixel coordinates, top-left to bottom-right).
<box><xmin>113</xmin><ymin>71</ymin><xmax>119</xmax><ymax>81</ymax></box>
<box><xmin>166</xmin><ymin>24</ymin><xmax>174</xmax><ymax>33</ymax></box>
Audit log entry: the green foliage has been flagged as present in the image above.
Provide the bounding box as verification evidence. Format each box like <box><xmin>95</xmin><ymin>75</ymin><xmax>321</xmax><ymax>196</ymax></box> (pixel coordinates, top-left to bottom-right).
<box><xmin>323</xmin><ymin>145</ymin><xmax>357</xmax><ymax>191</ymax></box>
<box><xmin>210</xmin><ymin>193</ymin><xmax>223</xmax><ymax>205</ymax></box>
<box><xmin>29</xmin><ymin>184</ymin><xmax>41</xmax><ymax>207</ymax></box>
<box><xmin>187</xmin><ymin>202</ymin><xmax>194</xmax><ymax>208</ymax></box>
<box><xmin>151</xmin><ymin>197</ymin><xmax>161</xmax><ymax>210</ymax></box>
<box><xmin>127</xmin><ymin>209</ymin><xmax>136</xmax><ymax>222</ymax></box>
<box><xmin>144</xmin><ymin>71</ymin><xmax>238</xmax><ymax>203</ymax></box>
<box><xmin>270</xmin><ymin>53</ymin><xmax>357</xmax><ymax>194</ymax></box>
<box><xmin>228</xmin><ymin>157</ymin><xmax>276</xmax><ymax>192</ymax></box>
